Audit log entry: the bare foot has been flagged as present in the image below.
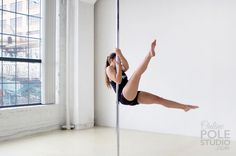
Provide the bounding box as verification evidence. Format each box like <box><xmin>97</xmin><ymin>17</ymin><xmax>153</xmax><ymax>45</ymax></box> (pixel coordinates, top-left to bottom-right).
<box><xmin>149</xmin><ymin>39</ymin><xmax>156</xmax><ymax>57</ymax></box>
<box><xmin>184</xmin><ymin>105</ymin><xmax>199</xmax><ymax>112</ymax></box>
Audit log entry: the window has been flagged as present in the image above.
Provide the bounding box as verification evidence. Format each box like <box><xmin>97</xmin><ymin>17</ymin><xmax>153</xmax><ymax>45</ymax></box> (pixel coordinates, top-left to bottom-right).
<box><xmin>29</xmin><ymin>16</ymin><xmax>38</xmax><ymax>25</ymax></box>
<box><xmin>17</xmin><ymin>16</ymin><xmax>22</xmax><ymax>27</ymax></box>
<box><xmin>29</xmin><ymin>0</ymin><xmax>39</xmax><ymax>8</ymax></box>
<box><xmin>0</xmin><ymin>0</ymin><xmax>42</xmax><ymax>108</ymax></box>
<box><xmin>29</xmin><ymin>0</ymin><xmax>40</xmax><ymax>15</ymax></box>
<box><xmin>0</xmin><ymin>20</ymin><xmax>6</xmax><ymax>30</ymax></box>
<box><xmin>16</xmin><ymin>1</ymin><xmax>23</xmax><ymax>12</ymax></box>
<box><xmin>0</xmin><ymin>4</ymin><xmax>6</xmax><ymax>10</ymax></box>
<box><xmin>10</xmin><ymin>18</ymin><xmax>15</xmax><ymax>29</ymax></box>
<box><xmin>10</xmin><ymin>3</ymin><xmax>16</xmax><ymax>12</ymax></box>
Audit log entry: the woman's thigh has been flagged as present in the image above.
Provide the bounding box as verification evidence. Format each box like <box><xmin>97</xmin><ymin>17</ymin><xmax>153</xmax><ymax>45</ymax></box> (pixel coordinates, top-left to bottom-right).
<box><xmin>122</xmin><ymin>72</ymin><xmax>141</xmax><ymax>101</ymax></box>
<box><xmin>137</xmin><ymin>91</ymin><xmax>162</xmax><ymax>104</ymax></box>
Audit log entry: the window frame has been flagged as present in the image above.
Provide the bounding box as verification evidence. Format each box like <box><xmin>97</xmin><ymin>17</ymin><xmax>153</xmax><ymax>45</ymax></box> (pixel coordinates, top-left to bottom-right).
<box><xmin>0</xmin><ymin>0</ymin><xmax>45</xmax><ymax>108</ymax></box>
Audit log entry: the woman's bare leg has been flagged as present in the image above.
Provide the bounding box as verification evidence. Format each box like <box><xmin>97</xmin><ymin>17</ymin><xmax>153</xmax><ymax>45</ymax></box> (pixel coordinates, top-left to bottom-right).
<box><xmin>137</xmin><ymin>91</ymin><xmax>199</xmax><ymax>112</ymax></box>
<box><xmin>122</xmin><ymin>40</ymin><xmax>156</xmax><ymax>101</ymax></box>
<box><xmin>122</xmin><ymin>54</ymin><xmax>152</xmax><ymax>100</ymax></box>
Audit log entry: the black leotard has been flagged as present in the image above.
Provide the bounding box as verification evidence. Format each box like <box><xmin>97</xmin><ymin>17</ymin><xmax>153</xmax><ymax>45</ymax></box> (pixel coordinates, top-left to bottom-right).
<box><xmin>110</xmin><ymin>71</ymin><xmax>128</xmax><ymax>101</ymax></box>
<box><xmin>110</xmin><ymin>71</ymin><xmax>140</xmax><ymax>106</ymax></box>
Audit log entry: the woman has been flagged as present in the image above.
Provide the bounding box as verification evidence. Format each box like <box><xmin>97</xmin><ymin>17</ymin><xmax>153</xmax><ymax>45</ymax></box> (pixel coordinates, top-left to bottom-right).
<box><xmin>105</xmin><ymin>40</ymin><xmax>198</xmax><ymax>112</ymax></box>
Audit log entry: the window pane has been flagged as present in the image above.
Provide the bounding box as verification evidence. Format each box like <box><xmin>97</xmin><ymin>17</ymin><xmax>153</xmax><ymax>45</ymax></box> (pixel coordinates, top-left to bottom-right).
<box><xmin>16</xmin><ymin>37</ymin><xmax>28</xmax><ymax>58</ymax></box>
<box><xmin>29</xmin><ymin>83</ymin><xmax>40</xmax><ymax>103</ymax></box>
<box><xmin>0</xmin><ymin>63</ymin><xmax>2</xmax><ymax>106</ymax></box>
<box><xmin>3</xmin><ymin>61</ymin><xmax>16</xmax><ymax>83</ymax></box>
<box><xmin>0</xmin><ymin>0</ymin><xmax>2</xmax><ymax>9</ymax></box>
<box><xmin>0</xmin><ymin>38</ymin><xmax>2</xmax><ymax>57</ymax></box>
<box><xmin>17</xmin><ymin>0</ymin><xmax>28</xmax><ymax>14</ymax></box>
<box><xmin>3</xmin><ymin>83</ymin><xmax>16</xmax><ymax>106</ymax></box>
<box><xmin>29</xmin><ymin>0</ymin><xmax>40</xmax><ymax>16</ymax></box>
<box><xmin>16</xmin><ymin>62</ymin><xmax>28</xmax><ymax>81</ymax></box>
<box><xmin>2</xmin><ymin>0</ymin><xmax>8</xmax><ymax>10</ymax></box>
<box><xmin>0</xmin><ymin>84</ymin><xmax>3</xmax><ymax>106</ymax></box>
<box><xmin>29</xmin><ymin>39</ymin><xmax>40</xmax><ymax>59</ymax></box>
<box><xmin>2</xmin><ymin>20</ymin><xmax>6</xmax><ymax>30</ymax></box>
<box><xmin>29</xmin><ymin>16</ymin><xmax>40</xmax><ymax>38</ymax></box>
<box><xmin>0</xmin><ymin>62</ymin><xmax>2</xmax><ymax>82</ymax></box>
<box><xmin>17</xmin><ymin>16</ymin><xmax>23</xmax><ymax>27</ymax></box>
<box><xmin>16</xmin><ymin>83</ymin><xmax>28</xmax><ymax>105</ymax></box>
<box><xmin>29</xmin><ymin>60</ymin><xmax>41</xmax><ymax>104</ymax></box>
<box><xmin>16</xmin><ymin>1</ymin><xmax>23</xmax><ymax>12</ymax></box>
<box><xmin>2</xmin><ymin>5</ymin><xmax>6</xmax><ymax>10</ymax></box>
<box><xmin>2</xmin><ymin>35</ymin><xmax>16</xmax><ymax>57</ymax></box>
<box><xmin>0</xmin><ymin>11</ymin><xmax>2</xmax><ymax>57</ymax></box>
<box><xmin>3</xmin><ymin>11</ymin><xmax>16</xmax><ymax>34</ymax></box>
<box><xmin>16</xmin><ymin>14</ymin><xmax>28</xmax><ymax>36</ymax></box>
<box><xmin>10</xmin><ymin>18</ymin><xmax>15</xmax><ymax>29</ymax></box>
<box><xmin>10</xmin><ymin>2</ymin><xmax>16</xmax><ymax>12</ymax></box>
<box><xmin>29</xmin><ymin>63</ymin><xmax>40</xmax><ymax>81</ymax></box>
<box><xmin>0</xmin><ymin>11</ymin><xmax>2</xmax><ymax>31</ymax></box>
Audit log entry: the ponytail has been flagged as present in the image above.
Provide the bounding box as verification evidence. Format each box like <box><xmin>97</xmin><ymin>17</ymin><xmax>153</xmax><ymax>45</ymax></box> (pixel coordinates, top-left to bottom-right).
<box><xmin>105</xmin><ymin>57</ymin><xmax>111</xmax><ymax>88</ymax></box>
<box><xmin>105</xmin><ymin>53</ymin><xmax>116</xmax><ymax>88</ymax></box>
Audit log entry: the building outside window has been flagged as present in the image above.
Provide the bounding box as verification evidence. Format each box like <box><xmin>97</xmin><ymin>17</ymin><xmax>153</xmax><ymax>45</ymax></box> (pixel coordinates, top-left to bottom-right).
<box><xmin>0</xmin><ymin>0</ymin><xmax>42</xmax><ymax>107</ymax></box>
<box><xmin>10</xmin><ymin>18</ymin><xmax>15</xmax><ymax>29</ymax></box>
<box><xmin>16</xmin><ymin>1</ymin><xmax>22</xmax><ymax>12</ymax></box>
<box><xmin>10</xmin><ymin>2</ymin><xmax>15</xmax><ymax>12</ymax></box>
<box><xmin>17</xmin><ymin>17</ymin><xmax>22</xmax><ymax>27</ymax></box>
<box><xmin>0</xmin><ymin>4</ymin><xmax>7</xmax><ymax>10</ymax></box>
<box><xmin>0</xmin><ymin>20</ymin><xmax>6</xmax><ymax>30</ymax></box>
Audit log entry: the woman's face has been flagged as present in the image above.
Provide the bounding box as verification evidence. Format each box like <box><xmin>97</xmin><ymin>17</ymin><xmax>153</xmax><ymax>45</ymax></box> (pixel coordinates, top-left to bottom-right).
<box><xmin>110</xmin><ymin>58</ymin><xmax>116</xmax><ymax>67</ymax></box>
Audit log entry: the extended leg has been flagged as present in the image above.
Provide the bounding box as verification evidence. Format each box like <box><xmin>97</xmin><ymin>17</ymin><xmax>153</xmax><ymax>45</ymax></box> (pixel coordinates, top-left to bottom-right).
<box><xmin>122</xmin><ymin>54</ymin><xmax>152</xmax><ymax>101</ymax></box>
<box><xmin>137</xmin><ymin>91</ymin><xmax>198</xmax><ymax>112</ymax></box>
<box><xmin>122</xmin><ymin>40</ymin><xmax>156</xmax><ymax>101</ymax></box>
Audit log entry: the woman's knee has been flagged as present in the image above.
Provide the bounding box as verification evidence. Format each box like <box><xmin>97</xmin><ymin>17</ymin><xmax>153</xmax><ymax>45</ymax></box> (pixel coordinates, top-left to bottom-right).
<box><xmin>133</xmin><ymin>70</ymin><xmax>143</xmax><ymax>78</ymax></box>
<box><xmin>122</xmin><ymin>89</ymin><xmax>137</xmax><ymax>101</ymax></box>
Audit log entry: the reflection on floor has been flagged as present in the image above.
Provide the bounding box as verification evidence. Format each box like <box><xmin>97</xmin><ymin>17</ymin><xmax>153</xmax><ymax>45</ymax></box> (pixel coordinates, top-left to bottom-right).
<box><xmin>0</xmin><ymin>127</ymin><xmax>235</xmax><ymax>156</ymax></box>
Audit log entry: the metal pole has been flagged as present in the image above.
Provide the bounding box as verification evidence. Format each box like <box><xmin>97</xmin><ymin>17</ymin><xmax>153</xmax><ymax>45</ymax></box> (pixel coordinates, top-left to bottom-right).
<box><xmin>116</xmin><ymin>0</ymin><xmax>120</xmax><ymax>156</ymax></box>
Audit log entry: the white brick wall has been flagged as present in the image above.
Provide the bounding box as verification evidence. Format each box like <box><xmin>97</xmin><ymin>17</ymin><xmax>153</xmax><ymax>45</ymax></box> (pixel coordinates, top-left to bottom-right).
<box><xmin>0</xmin><ymin>105</ymin><xmax>63</xmax><ymax>141</ymax></box>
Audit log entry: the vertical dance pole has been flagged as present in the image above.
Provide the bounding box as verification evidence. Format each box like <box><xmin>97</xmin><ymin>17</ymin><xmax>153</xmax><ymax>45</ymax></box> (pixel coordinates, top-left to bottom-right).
<box><xmin>115</xmin><ymin>0</ymin><xmax>120</xmax><ymax>156</ymax></box>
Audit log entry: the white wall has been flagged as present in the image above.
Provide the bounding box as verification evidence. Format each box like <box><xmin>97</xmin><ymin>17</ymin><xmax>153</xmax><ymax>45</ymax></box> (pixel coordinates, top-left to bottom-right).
<box><xmin>77</xmin><ymin>1</ymin><xmax>95</xmax><ymax>128</ymax></box>
<box><xmin>59</xmin><ymin>0</ymin><xmax>94</xmax><ymax>130</ymax></box>
<box><xmin>0</xmin><ymin>105</ymin><xmax>63</xmax><ymax>141</ymax></box>
<box><xmin>95</xmin><ymin>0</ymin><xmax>236</xmax><ymax>139</ymax></box>
<box><xmin>65</xmin><ymin>0</ymin><xmax>95</xmax><ymax>129</ymax></box>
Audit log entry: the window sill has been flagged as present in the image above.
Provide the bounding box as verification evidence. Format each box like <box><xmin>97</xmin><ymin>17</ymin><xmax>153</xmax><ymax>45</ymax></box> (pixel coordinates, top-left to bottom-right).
<box><xmin>0</xmin><ymin>103</ymin><xmax>56</xmax><ymax>110</ymax></box>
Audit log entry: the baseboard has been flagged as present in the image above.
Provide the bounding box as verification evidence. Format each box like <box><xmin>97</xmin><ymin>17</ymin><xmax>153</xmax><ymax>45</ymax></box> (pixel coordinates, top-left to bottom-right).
<box><xmin>0</xmin><ymin>124</ymin><xmax>61</xmax><ymax>142</ymax></box>
<box><xmin>74</xmin><ymin>122</ymin><xmax>94</xmax><ymax>130</ymax></box>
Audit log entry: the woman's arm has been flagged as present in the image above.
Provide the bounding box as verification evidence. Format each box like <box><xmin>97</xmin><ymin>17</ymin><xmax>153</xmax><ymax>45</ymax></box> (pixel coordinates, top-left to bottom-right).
<box><xmin>106</xmin><ymin>59</ymin><xmax>123</xmax><ymax>84</ymax></box>
<box><xmin>115</xmin><ymin>48</ymin><xmax>129</xmax><ymax>72</ymax></box>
